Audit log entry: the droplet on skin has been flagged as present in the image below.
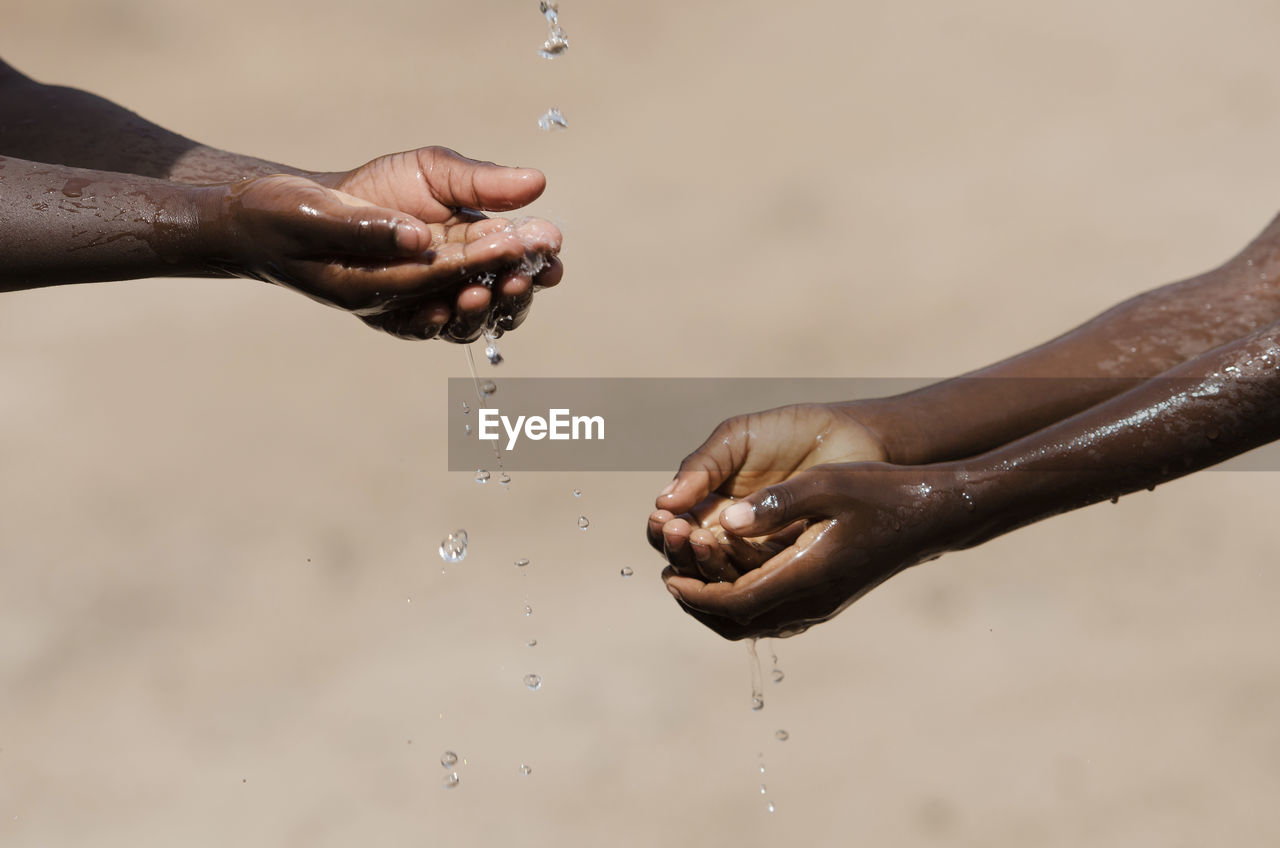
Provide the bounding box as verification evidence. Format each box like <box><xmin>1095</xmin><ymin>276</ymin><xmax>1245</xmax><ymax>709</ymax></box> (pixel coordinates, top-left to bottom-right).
<box><xmin>441</xmin><ymin>751</ymin><xmax>458</xmax><ymax>768</ymax></box>
<box><xmin>578</xmin><ymin>516</ymin><xmax>590</xmax><ymax>531</ymax></box>
<box><xmin>476</xmin><ymin>468</ymin><xmax>491</xmax><ymax>484</ymax></box>
<box><xmin>438</xmin><ymin>530</ymin><xmax>468</xmax><ymax>563</ymax></box>
<box><xmin>620</xmin><ymin>566</ymin><xmax>634</xmax><ymax>577</ymax></box>
<box><xmin>443</xmin><ymin>772</ymin><xmax>460</xmax><ymax>789</ymax></box>
<box><xmin>523</xmin><ymin>673</ymin><xmax>543</xmax><ymax>691</ymax></box>
<box><xmin>775</xmin><ymin>730</ymin><xmax>789</xmax><ymax>741</ymax></box>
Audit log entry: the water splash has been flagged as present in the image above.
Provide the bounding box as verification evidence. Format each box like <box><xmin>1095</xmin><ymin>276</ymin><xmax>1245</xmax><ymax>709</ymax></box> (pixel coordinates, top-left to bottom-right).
<box><xmin>537</xmin><ymin>1</ymin><xmax>570</xmax><ymax>59</ymax></box>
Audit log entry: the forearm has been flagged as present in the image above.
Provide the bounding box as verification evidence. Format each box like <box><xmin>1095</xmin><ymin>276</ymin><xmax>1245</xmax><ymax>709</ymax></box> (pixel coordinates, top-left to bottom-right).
<box><xmin>0</xmin><ymin>155</ymin><xmax>229</xmax><ymax>289</ymax></box>
<box><xmin>943</xmin><ymin>321</ymin><xmax>1280</xmax><ymax>549</ymax></box>
<box><xmin>0</xmin><ymin>61</ymin><xmax>303</xmax><ymax>183</ymax></box>
<box><xmin>860</xmin><ymin>219</ymin><xmax>1280</xmax><ymax>464</ymax></box>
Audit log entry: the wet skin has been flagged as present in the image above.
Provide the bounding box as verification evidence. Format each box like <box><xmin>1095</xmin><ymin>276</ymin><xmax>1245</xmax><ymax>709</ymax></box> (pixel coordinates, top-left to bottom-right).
<box><xmin>649</xmin><ymin>219</ymin><xmax>1280</xmax><ymax>639</ymax></box>
<box><xmin>0</xmin><ymin>59</ymin><xmax>561</xmax><ymax>341</ymax></box>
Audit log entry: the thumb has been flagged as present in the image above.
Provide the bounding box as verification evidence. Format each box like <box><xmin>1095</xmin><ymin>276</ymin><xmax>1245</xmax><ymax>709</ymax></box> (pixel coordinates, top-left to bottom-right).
<box><xmin>718</xmin><ymin>472</ymin><xmax>835</xmax><ymax>537</ymax></box>
<box><xmin>419</xmin><ymin>147</ymin><xmax>546</xmax><ymax>212</ymax></box>
<box><xmin>309</xmin><ymin>187</ymin><xmax>432</xmax><ymax>256</ymax></box>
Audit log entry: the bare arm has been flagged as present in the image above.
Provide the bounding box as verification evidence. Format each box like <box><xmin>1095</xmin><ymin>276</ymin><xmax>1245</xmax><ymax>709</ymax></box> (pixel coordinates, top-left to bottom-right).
<box><xmin>0</xmin><ymin>58</ymin><xmax>301</xmax><ymax>182</ymax></box>
<box><xmin>856</xmin><ymin>219</ymin><xmax>1280</xmax><ymax>464</ymax></box>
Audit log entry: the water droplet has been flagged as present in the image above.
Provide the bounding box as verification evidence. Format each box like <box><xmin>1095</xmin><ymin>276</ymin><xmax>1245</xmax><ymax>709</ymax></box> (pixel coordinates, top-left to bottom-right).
<box><xmin>524</xmin><ymin>603</ymin><xmax>533</xmax><ymax>616</ymax></box>
<box><xmin>961</xmin><ymin>491</ymin><xmax>975</xmax><ymax>512</ymax></box>
<box><xmin>1110</xmin><ymin>496</ymin><xmax>1119</xmax><ymax>504</ymax></box>
<box><xmin>480</xmin><ymin>380</ymin><xmax>497</xmax><ymax>397</ymax></box>
<box><xmin>438</xmin><ymin>530</ymin><xmax>468</xmax><ymax>563</ymax></box>
<box><xmin>577</xmin><ymin>515</ymin><xmax>590</xmax><ymax>531</ymax></box>
<box><xmin>775</xmin><ymin>729</ymin><xmax>789</xmax><ymax>741</ymax></box>
<box><xmin>515</xmin><ymin>558</ymin><xmax>530</xmax><ymax>569</ymax></box>
<box><xmin>759</xmin><ymin>783</ymin><xmax>767</xmax><ymax>794</ymax></box>
<box><xmin>441</xmin><ymin>751</ymin><xmax>458</xmax><ymax>768</ymax></box>
<box><xmin>751</xmin><ymin>696</ymin><xmax>764</xmax><ymax>711</ymax></box>
<box><xmin>620</xmin><ymin>566</ymin><xmax>634</xmax><ymax>577</ymax></box>
<box><xmin>573</xmin><ymin>488</ymin><xmax>582</xmax><ymax>497</ymax></box>
<box><xmin>527</xmin><ymin>639</ymin><xmax>538</xmax><ymax>647</ymax></box>
<box><xmin>538</xmin><ymin>107</ymin><xmax>568</xmax><ymax>132</ymax></box>
<box><xmin>523</xmin><ymin>673</ymin><xmax>543</xmax><ymax>691</ymax></box>
<box><xmin>540</xmin><ymin>31</ymin><xmax>569</xmax><ymax>58</ymax></box>
<box><xmin>443</xmin><ymin>772</ymin><xmax>460</xmax><ymax>789</ymax></box>
<box><xmin>484</xmin><ymin>342</ymin><xmax>504</xmax><ymax>365</ymax></box>
<box><xmin>461</xmin><ymin>401</ymin><xmax>471</xmax><ymax>414</ymax></box>
<box><xmin>767</xmin><ymin>801</ymin><xmax>776</xmax><ymax>813</ymax></box>
<box><xmin>499</xmin><ymin>471</ymin><xmax>511</xmax><ymax>486</ymax></box>
<box><xmin>475</xmin><ymin>468</ymin><xmax>491</xmax><ymax>484</ymax></box>
<box><xmin>539</xmin><ymin>0</ymin><xmax>558</xmax><ymax>24</ymax></box>
<box><xmin>464</xmin><ymin>424</ymin><xmax>473</xmax><ymax>437</ymax></box>
<box><xmin>519</xmin><ymin>764</ymin><xmax>533</xmax><ymax>776</ymax></box>
<box><xmin>771</xmin><ymin>669</ymin><xmax>785</xmax><ymax>684</ymax></box>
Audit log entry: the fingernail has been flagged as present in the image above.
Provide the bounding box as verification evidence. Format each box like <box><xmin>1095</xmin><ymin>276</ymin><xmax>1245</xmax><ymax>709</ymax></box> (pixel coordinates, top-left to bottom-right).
<box><xmin>692</xmin><ymin>544</ymin><xmax>709</xmax><ymax>562</ymax></box>
<box><xmin>394</xmin><ymin>221</ymin><xmax>426</xmax><ymax>252</ymax></box>
<box><xmin>659</xmin><ymin>480</ymin><xmax>678</xmax><ymax>497</ymax></box>
<box><xmin>665</xmin><ymin>583</ymin><xmax>684</xmax><ymax>602</ymax></box>
<box><xmin>722</xmin><ymin>502</ymin><xmax>753</xmax><ymax>530</ymax></box>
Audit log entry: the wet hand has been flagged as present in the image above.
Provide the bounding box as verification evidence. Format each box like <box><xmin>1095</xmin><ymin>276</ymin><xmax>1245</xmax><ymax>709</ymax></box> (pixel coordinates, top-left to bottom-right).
<box><xmin>656</xmin><ymin>461</ymin><xmax>970</xmax><ymax>640</ymax></box>
<box><xmin>315</xmin><ymin>146</ymin><xmax>563</xmax><ymax>340</ymax></box>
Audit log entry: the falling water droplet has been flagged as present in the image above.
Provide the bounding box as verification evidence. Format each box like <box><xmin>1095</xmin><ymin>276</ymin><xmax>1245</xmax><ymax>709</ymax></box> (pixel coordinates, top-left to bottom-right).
<box><xmin>527</xmin><ymin>639</ymin><xmax>538</xmax><ymax>647</ymax></box>
<box><xmin>499</xmin><ymin>472</ymin><xmax>511</xmax><ymax>486</ymax></box>
<box><xmin>475</xmin><ymin>468</ymin><xmax>491</xmax><ymax>484</ymax></box>
<box><xmin>464</xmin><ymin>424</ymin><xmax>473</xmax><ymax>437</ymax></box>
<box><xmin>515</xmin><ymin>558</ymin><xmax>530</xmax><ymax>569</ymax></box>
<box><xmin>539</xmin><ymin>31</ymin><xmax>569</xmax><ymax>58</ymax></box>
<box><xmin>519</xmin><ymin>764</ymin><xmax>533</xmax><ymax>776</ymax></box>
<box><xmin>523</xmin><ymin>673</ymin><xmax>543</xmax><ymax>691</ymax></box>
<box><xmin>771</xmin><ymin>669</ymin><xmax>785</xmax><ymax>684</ymax></box>
<box><xmin>461</xmin><ymin>401</ymin><xmax>471</xmax><ymax>414</ymax></box>
<box><xmin>573</xmin><ymin>488</ymin><xmax>582</xmax><ymax>497</ymax></box>
<box><xmin>524</xmin><ymin>603</ymin><xmax>533</xmax><ymax>616</ymax></box>
<box><xmin>443</xmin><ymin>772</ymin><xmax>460</xmax><ymax>789</ymax></box>
<box><xmin>759</xmin><ymin>783</ymin><xmax>767</xmax><ymax>794</ymax></box>
<box><xmin>438</xmin><ymin>530</ymin><xmax>469</xmax><ymax>563</ymax></box>
<box><xmin>538</xmin><ymin>107</ymin><xmax>568</xmax><ymax>132</ymax></box>
<box><xmin>752</xmin><ymin>696</ymin><xmax>765</xmax><ymax>711</ymax></box>
<box><xmin>483</xmin><ymin>336</ymin><xmax>504</xmax><ymax>365</ymax></box>
<box><xmin>767</xmin><ymin>801</ymin><xmax>776</xmax><ymax>813</ymax></box>
<box><xmin>578</xmin><ymin>516</ymin><xmax>590</xmax><ymax>531</ymax></box>
<box><xmin>775</xmin><ymin>729</ymin><xmax>789</xmax><ymax>741</ymax></box>
<box><xmin>620</xmin><ymin>566</ymin><xmax>634</xmax><ymax>578</ymax></box>
<box><xmin>480</xmin><ymin>380</ymin><xmax>497</xmax><ymax>397</ymax></box>
<box><xmin>441</xmin><ymin>751</ymin><xmax>458</xmax><ymax>768</ymax></box>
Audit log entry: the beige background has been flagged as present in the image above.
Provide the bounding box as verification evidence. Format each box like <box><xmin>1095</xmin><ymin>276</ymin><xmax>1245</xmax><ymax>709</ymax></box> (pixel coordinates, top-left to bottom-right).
<box><xmin>3</xmin><ymin>0</ymin><xmax>1280</xmax><ymax>845</ymax></box>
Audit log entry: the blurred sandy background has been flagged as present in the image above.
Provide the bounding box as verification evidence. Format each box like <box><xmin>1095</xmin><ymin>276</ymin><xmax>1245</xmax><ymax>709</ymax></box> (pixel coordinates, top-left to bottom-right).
<box><xmin>3</xmin><ymin>0</ymin><xmax>1280</xmax><ymax>845</ymax></box>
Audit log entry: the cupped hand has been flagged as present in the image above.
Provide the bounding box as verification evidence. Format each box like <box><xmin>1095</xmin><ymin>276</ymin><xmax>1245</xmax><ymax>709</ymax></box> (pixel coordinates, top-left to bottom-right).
<box><xmin>316</xmin><ymin>146</ymin><xmax>563</xmax><ymax>340</ymax></box>
<box><xmin>646</xmin><ymin>403</ymin><xmax>888</xmax><ymax>582</ymax></box>
<box><xmin>215</xmin><ymin>147</ymin><xmax>562</xmax><ymax>340</ymax></box>
<box><xmin>657</xmin><ymin>461</ymin><xmax>970</xmax><ymax>640</ymax></box>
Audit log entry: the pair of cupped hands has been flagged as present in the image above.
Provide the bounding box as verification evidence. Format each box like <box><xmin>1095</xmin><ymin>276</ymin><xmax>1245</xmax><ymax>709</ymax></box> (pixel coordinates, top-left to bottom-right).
<box><xmin>215</xmin><ymin>146</ymin><xmax>563</xmax><ymax>340</ymax></box>
<box><xmin>647</xmin><ymin>404</ymin><xmax>975</xmax><ymax>641</ymax></box>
